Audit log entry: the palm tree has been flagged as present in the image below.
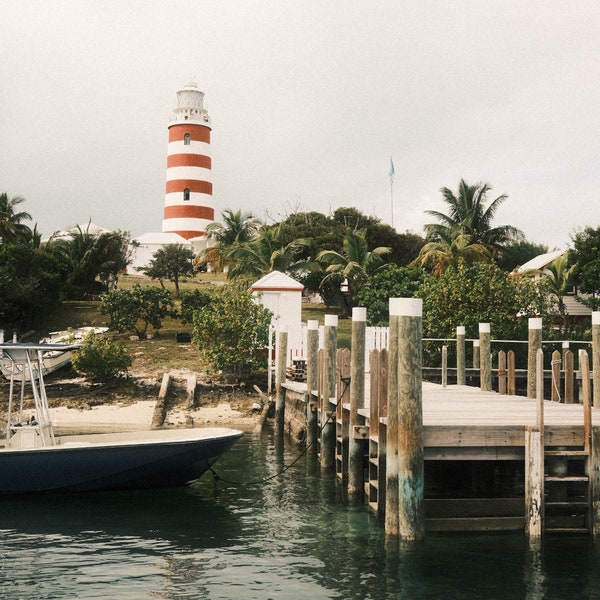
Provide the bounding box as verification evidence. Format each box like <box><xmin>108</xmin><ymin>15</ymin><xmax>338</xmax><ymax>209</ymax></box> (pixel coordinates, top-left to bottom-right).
<box><xmin>424</xmin><ymin>180</ymin><xmax>523</xmax><ymax>258</ymax></box>
<box><xmin>316</xmin><ymin>228</ymin><xmax>390</xmax><ymax>314</ymax></box>
<box><xmin>0</xmin><ymin>193</ymin><xmax>32</xmax><ymax>245</ymax></box>
<box><xmin>536</xmin><ymin>252</ymin><xmax>575</xmax><ymax>333</ymax></box>
<box><xmin>412</xmin><ymin>231</ymin><xmax>491</xmax><ymax>276</ymax></box>
<box><xmin>224</xmin><ymin>224</ymin><xmax>312</xmax><ymax>281</ymax></box>
<box><xmin>204</xmin><ymin>209</ymin><xmax>262</xmax><ymax>271</ymax></box>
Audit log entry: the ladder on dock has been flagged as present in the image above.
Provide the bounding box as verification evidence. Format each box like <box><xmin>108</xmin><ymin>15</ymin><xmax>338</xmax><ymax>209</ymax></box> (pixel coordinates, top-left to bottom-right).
<box><xmin>542</xmin><ymin>348</ymin><xmax>593</xmax><ymax>534</ymax></box>
<box><xmin>544</xmin><ymin>447</ymin><xmax>591</xmax><ymax>534</ymax></box>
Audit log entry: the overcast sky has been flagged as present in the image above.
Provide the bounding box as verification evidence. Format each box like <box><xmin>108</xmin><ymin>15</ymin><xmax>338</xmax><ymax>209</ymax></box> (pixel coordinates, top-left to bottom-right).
<box><xmin>2</xmin><ymin>1</ymin><xmax>600</xmax><ymax>249</ymax></box>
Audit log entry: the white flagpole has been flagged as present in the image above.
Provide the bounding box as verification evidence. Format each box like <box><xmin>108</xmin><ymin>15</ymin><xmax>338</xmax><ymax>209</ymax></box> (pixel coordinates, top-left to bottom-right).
<box><xmin>388</xmin><ymin>158</ymin><xmax>395</xmax><ymax>229</ymax></box>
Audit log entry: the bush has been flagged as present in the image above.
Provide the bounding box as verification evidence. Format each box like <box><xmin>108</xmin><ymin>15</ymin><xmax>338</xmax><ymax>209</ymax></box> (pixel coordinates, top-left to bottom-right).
<box><xmin>192</xmin><ymin>285</ymin><xmax>272</xmax><ymax>377</ymax></box>
<box><xmin>71</xmin><ymin>332</ymin><xmax>132</xmax><ymax>382</ymax></box>
<box><xmin>179</xmin><ymin>288</ymin><xmax>216</xmax><ymax>324</ymax></box>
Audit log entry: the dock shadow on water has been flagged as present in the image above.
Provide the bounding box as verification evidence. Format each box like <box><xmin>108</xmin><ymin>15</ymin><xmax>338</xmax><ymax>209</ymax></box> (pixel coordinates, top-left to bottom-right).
<box><xmin>1</xmin><ymin>431</ymin><xmax>600</xmax><ymax>599</ymax></box>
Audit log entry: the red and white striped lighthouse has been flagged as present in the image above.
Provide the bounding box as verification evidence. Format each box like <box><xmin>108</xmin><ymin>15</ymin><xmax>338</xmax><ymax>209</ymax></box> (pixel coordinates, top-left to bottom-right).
<box><xmin>162</xmin><ymin>82</ymin><xmax>213</xmax><ymax>239</ymax></box>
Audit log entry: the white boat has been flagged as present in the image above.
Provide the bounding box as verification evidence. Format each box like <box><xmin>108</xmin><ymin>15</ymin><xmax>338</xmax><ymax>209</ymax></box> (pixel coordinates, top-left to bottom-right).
<box><xmin>0</xmin><ymin>343</ymin><xmax>243</xmax><ymax>493</ymax></box>
<box><xmin>0</xmin><ymin>327</ymin><xmax>108</xmax><ymax>381</ymax></box>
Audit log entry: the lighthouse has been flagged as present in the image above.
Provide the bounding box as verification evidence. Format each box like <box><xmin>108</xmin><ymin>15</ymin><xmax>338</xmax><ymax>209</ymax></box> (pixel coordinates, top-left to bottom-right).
<box><xmin>162</xmin><ymin>82</ymin><xmax>213</xmax><ymax>239</ymax></box>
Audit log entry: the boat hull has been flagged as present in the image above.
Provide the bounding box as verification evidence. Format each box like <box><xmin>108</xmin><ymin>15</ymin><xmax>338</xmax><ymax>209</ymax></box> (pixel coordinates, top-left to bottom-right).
<box><xmin>0</xmin><ymin>428</ymin><xmax>242</xmax><ymax>493</ymax></box>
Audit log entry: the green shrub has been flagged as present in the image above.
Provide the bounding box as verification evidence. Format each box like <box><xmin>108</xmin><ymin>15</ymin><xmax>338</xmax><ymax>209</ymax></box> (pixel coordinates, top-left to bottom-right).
<box><xmin>71</xmin><ymin>332</ymin><xmax>132</xmax><ymax>382</ymax></box>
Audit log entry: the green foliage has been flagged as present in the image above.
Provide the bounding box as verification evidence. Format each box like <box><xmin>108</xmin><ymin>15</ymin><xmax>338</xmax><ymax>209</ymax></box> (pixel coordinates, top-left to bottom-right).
<box><xmin>0</xmin><ymin>193</ymin><xmax>33</xmax><ymax>245</ymax></box>
<box><xmin>0</xmin><ymin>244</ymin><xmax>65</xmax><ymax>331</ymax></box>
<box><xmin>356</xmin><ymin>265</ymin><xmax>429</xmax><ymax>325</ymax></box>
<box><xmin>140</xmin><ymin>244</ymin><xmax>194</xmax><ymax>298</ymax></box>
<box><xmin>100</xmin><ymin>284</ymin><xmax>175</xmax><ymax>339</ymax></box>
<box><xmin>570</xmin><ymin>226</ymin><xmax>600</xmax><ymax>310</ymax></box>
<box><xmin>417</xmin><ymin>261</ymin><xmax>547</xmax><ymax>341</ymax></box>
<box><xmin>179</xmin><ymin>288</ymin><xmax>216</xmax><ymax>324</ymax></box>
<box><xmin>192</xmin><ymin>285</ymin><xmax>272</xmax><ymax>376</ymax></box>
<box><xmin>496</xmin><ymin>240</ymin><xmax>549</xmax><ymax>272</ymax></box>
<box><xmin>71</xmin><ymin>331</ymin><xmax>131</xmax><ymax>381</ymax></box>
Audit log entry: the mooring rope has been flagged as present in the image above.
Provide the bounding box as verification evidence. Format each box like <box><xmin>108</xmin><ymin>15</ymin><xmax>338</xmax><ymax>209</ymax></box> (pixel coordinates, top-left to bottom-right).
<box><xmin>209</xmin><ymin>377</ymin><xmax>351</xmax><ymax>487</ymax></box>
<box><xmin>551</xmin><ymin>356</ymin><xmax>562</xmax><ymax>403</ymax></box>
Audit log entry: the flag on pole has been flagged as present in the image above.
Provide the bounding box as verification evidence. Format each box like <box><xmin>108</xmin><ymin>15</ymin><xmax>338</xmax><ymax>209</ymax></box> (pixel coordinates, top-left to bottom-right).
<box><xmin>388</xmin><ymin>157</ymin><xmax>395</xmax><ymax>183</ymax></box>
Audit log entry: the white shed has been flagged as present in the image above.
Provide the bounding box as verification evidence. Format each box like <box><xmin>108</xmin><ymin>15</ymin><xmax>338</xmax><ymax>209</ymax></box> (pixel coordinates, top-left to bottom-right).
<box><xmin>250</xmin><ymin>270</ymin><xmax>305</xmax><ymax>358</ymax></box>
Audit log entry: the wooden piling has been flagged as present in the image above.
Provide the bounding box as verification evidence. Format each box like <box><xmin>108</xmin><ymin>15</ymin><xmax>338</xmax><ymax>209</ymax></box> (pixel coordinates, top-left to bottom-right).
<box><xmin>320</xmin><ymin>315</ymin><xmax>338</xmax><ymax>471</ymax></box>
<box><xmin>472</xmin><ymin>340</ymin><xmax>480</xmax><ymax>370</ymax></box>
<box><xmin>348</xmin><ymin>307</ymin><xmax>367</xmax><ymax>501</ymax></box>
<box><xmin>397</xmin><ymin>298</ymin><xmax>425</xmax><ymax>541</ymax></box>
<box><xmin>456</xmin><ymin>326</ymin><xmax>466</xmax><ymax>386</ymax></box>
<box><xmin>275</xmin><ymin>327</ymin><xmax>288</xmax><ymax>435</ymax></box>
<box><xmin>385</xmin><ymin>301</ymin><xmax>400</xmax><ymax>536</ymax></box>
<box><xmin>479</xmin><ymin>323</ymin><xmax>491</xmax><ymax>392</ymax></box>
<box><xmin>527</xmin><ymin>318</ymin><xmax>543</xmax><ymax>399</ymax></box>
<box><xmin>306</xmin><ymin>320</ymin><xmax>319</xmax><ymax>452</ymax></box>
<box><xmin>593</xmin><ymin>312</ymin><xmax>600</xmax><ymax>408</ymax></box>
<box><xmin>507</xmin><ymin>350</ymin><xmax>516</xmax><ymax>396</ymax></box>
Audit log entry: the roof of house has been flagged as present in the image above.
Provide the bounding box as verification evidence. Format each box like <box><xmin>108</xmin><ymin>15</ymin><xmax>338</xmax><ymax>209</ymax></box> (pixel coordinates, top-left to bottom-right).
<box><xmin>515</xmin><ymin>248</ymin><xmax>567</xmax><ymax>274</ymax></box>
<box><xmin>250</xmin><ymin>270</ymin><xmax>304</xmax><ymax>292</ymax></box>
<box><xmin>132</xmin><ymin>232</ymin><xmax>190</xmax><ymax>245</ymax></box>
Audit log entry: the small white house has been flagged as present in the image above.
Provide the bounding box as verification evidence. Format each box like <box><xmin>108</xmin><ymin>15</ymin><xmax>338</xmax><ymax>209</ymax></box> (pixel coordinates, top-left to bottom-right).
<box><xmin>250</xmin><ymin>270</ymin><xmax>305</xmax><ymax>358</ymax></box>
<box><xmin>128</xmin><ymin>232</ymin><xmax>194</xmax><ymax>272</ymax></box>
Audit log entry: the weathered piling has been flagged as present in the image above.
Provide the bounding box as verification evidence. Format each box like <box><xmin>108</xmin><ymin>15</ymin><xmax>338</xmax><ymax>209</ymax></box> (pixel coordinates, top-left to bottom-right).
<box><xmin>551</xmin><ymin>350</ymin><xmax>561</xmax><ymax>402</ymax></box>
<box><xmin>564</xmin><ymin>350</ymin><xmax>574</xmax><ymax>404</ymax></box>
<box><xmin>527</xmin><ymin>318</ymin><xmax>542</xmax><ymax>399</ymax></box>
<box><xmin>397</xmin><ymin>298</ymin><xmax>425</xmax><ymax>541</ymax></box>
<box><xmin>472</xmin><ymin>340</ymin><xmax>480</xmax><ymax>370</ymax></box>
<box><xmin>151</xmin><ymin>372</ymin><xmax>171</xmax><ymax>429</ymax></box>
<box><xmin>479</xmin><ymin>323</ymin><xmax>491</xmax><ymax>392</ymax></box>
<box><xmin>275</xmin><ymin>327</ymin><xmax>288</xmax><ymax>435</ymax></box>
<box><xmin>593</xmin><ymin>312</ymin><xmax>600</xmax><ymax>408</ymax></box>
<box><xmin>441</xmin><ymin>345</ymin><xmax>447</xmax><ymax>388</ymax></box>
<box><xmin>348</xmin><ymin>307</ymin><xmax>367</xmax><ymax>501</ymax></box>
<box><xmin>385</xmin><ymin>300</ymin><xmax>401</xmax><ymax>536</ymax></box>
<box><xmin>526</xmin><ymin>349</ymin><xmax>545</xmax><ymax>537</ymax></box>
<box><xmin>320</xmin><ymin>315</ymin><xmax>338</xmax><ymax>470</ymax></box>
<box><xmin>456</xmin><ymin>326</ymin><xmax>466</xmax><ymax>386</ymax></box>
<box><xmin>306</xmin><ymin>320</ymin><xmax>319</xmax><ymax>451</ymax></box>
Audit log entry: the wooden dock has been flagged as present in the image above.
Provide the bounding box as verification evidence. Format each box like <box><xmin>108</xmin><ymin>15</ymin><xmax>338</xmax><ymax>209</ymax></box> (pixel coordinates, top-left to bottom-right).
<box><xmin>278</xmin><ymin>304</ymin><xmax>600</xmax><ymax>537</ymax></box>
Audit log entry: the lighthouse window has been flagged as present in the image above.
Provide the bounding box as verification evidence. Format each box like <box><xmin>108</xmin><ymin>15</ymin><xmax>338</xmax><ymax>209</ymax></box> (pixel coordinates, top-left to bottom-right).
<box><xmin>184</xmin><ymin>133</ymin><xmax>191</xmax><ymax>145</ymax></box>
<box><xmin>184</xmin><ymin>188</ymin><xmax>190</xmax><ymax>201</ymax></box>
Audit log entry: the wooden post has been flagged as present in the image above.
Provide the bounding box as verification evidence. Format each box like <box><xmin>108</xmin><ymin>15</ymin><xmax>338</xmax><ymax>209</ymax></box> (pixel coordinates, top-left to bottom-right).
<box><xmin>536</xmin><ymin>348</ymin><xmax>544</xmax><ymax>433</ymax></box>
<box><xmin>551</xmin><ymin>349</ymin><xmax>562</xmax><ymax>403</ymax></box>
<box><xmin>581</xmin><ymin>350</ymin><xmax>592</xmax><ymax>452</ymax></box>
<box><xmin>472</xmin><ymin>340</ymin><xmax>480</xmax><ymax>370</ymax></box>
<box><xmin>507</xmin><ymin>350</ymin><xmax>516</xmax><ymax>396</ymax></box>
<box><xmin>498</xmin><ymin>351</ymin><xmax>507</xmax><ymax>395</ymax></box>
<box><xmin>479</xmin><ymin>323</ymin><xmax>491</xmax><ymax>392</ymax></box>
<box><xmin>275</xmin><ymin>326</ymin><xmax>288</xmax><ymax>435</ymax></box>
<box><xmin>564</xmin><ymin>350</ymin><xmax>574</xmax><ymax>405</ymax></box>
<box><xmin>592</xmin><ymin>426</ymin><xmax>600</xmax><ymax>536</ymax></box>
<box><xmin>348</xmin><ymin>307</ymin><xmax>367</xmax><ymax>501</ymax></box>
<box><xmin>396</xmin><ymin>298</ymin><xmax>425</xmax><ymax>541</ymax></box>
<box><xmin>456</xmin><ymin>326</ymin><xmax>466</xmax><ymax>386</ymax></box>
<box><xmin>306</xmin><ymin>320</ymin><xmax>319</xmax><ymax>452</ymax></box>
<box><xmin>441</xmin><ymin>345</ymin><xmax>447</xmax><ymax>388</ymax></box>
<box><xmin>593</xmin><ymin>312</ymin><xmax>600</xmax><ymax>408</ymax></box>
<box><xmin>525</xmin><ymin>426</ymin><xmax>543</xmax><ymax>537</ymax></box>
<box><xmin>320</xmin><ymin>315</ymin><xmax>337</xmax><ymax>470</ymax></box>
<box><xmin>527</xmin><ymin>318</ymin><xmax>543</xmax><ymax>399</ymax></box>
<box><xmin>385</xmin><ymin>300</ymin><xmax>400</xmax><ymax>536</ymax></box>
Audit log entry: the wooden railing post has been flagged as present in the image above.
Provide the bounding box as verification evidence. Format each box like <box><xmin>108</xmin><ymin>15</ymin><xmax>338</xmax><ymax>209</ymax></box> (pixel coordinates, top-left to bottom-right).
<box><xmin>498</xmin><ymin>351</ymin><xmax>507</xmax><ymax>395</ymax></box>
<box><xmin>456</xmin><ymin>326</ymin><xmax>466</xmax><ymax>386</ymax></box>
<box><xmin>441</xmin><ymin>345</ymin><xmax>447</xmax><ymax>388</ymax></box>
<box><xmin>479</xmin><ymin>323</ymin><xmax>491</xmax><ymax>392</ymax></box>
<box><xmin>551</xmin><ymin>349</ymin><xmax>562</xmax><ymax>403</ymax></box>
<box><xmin>507</xmin><ymin>350</ymin><xmax>516</xmax><ymax>396</ymax></box>
<box><xmin>564</xmin><ymin>349</ymin><xmax>574</xmax><ymax>405</ymax></box>
<box><xmin>528</xmin><ymin>318</ymin><xmax>543</xmax><ymax>399</ymax></box>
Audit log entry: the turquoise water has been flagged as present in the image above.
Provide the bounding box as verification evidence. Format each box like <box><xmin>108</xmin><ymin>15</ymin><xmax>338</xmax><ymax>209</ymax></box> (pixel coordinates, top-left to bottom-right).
<box><xmin>0</xmin><ymin>431</ymin><xmax>599</xmax><ymax>599</ymax></box>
